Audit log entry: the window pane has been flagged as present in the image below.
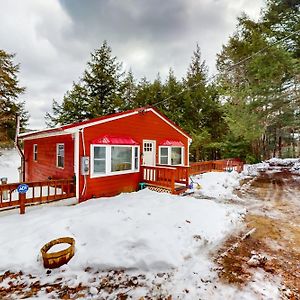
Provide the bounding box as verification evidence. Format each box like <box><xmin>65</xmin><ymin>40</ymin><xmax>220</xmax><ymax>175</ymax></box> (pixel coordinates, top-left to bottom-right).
<box><xmin>134</xmin><ymin>147</ymin><xmax>139</xmax><ymax>170</ymax></box>
<box><xmin>57</xmin><ymin>144</ymin><xmax>64</xmax><ymax>167</ymax></box>
<box><xmin>94</xmin><ymin>160</ymin><xmax>105</xmax><ymax>173</ymax></box>
<box><xmin>33</xmin><ymin>145</ymin><xmax>37</xmax><ymax>161</ymax></box>
<box><xmin>160</xmin><ymin>157</ymin><xmax>168</xmax><ymax>165</ymax></box>
<box><xmin>94</xmin><ymin>147</ymin><xmax>105</xmax><ymax>159</ymax></box>
<box><xmin>171</xmin><ymin>147</ymin><xmax>182</xmax><ymax>165</ymax></box>
<box><xmin>160</xmin><ymin>147</ymin><xmax>168</xmax><ymax>156</ymax></box>
<box><xmin>58</xmin><ymin>156</ymin><xmax>64</xmax><ymax>168</ymax></box>
<box><xmin>111</xmin><ymin>147</ymin><xmax>132</xmax><ymax>172</ymax></box>
<box><xmin>58</xmin><ymin>144</ymin><xmax>64</xmax><ymax>157</ymax></box>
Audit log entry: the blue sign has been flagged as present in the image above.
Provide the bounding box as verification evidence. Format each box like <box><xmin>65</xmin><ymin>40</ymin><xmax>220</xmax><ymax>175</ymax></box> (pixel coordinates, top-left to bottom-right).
<box><xmin>17</xmin><ymin>184</ymin><xmax>29</xmax><ymax>194</ymax></box>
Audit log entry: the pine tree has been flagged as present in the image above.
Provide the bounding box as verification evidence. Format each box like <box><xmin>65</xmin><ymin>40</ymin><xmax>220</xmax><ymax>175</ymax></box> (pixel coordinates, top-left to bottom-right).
<box><xmin>0</xmin><ymin>50</ymin><xmax>28</xmax><ymax>146</ymax></box>
<box><xmin>159</xmin><ymin>68</ymin><xmax>185</xmax><ymax>125</ymax></box>
<box><xmin>217</xmin><ymin>9</ymin><xmax>299</xmax><ymax>160</ymax></box>
<box><xmin>183</xmin><ymin>44</ymin><xmax>225</xmax><ymax>160</ymax></box>
<box><xmin>133</xmin><ymin>77</ymin><xmax>152</xmax><ymax>107</ymax></box>
<box><xmin>119</xmin><ymin>70</ymin><xmax>137</xmax><ymax>110</ymax></box>
<box><xmin>83</xmin><ymin>41</ymin><xmax>124</xmax><ymax>116</ymax></box>
<box><xmin>47</xmin><ymin>41</ymin><xmax>124</xmax><ymax>126</ymax></box>
<box><xmin>45</xmin><ymin>82</ymin><xmax>89</xmax><ymax>126</ymax></box>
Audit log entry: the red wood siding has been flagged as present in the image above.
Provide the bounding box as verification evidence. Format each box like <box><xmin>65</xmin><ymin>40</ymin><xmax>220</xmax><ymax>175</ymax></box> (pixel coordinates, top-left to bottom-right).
<box><xmin>79</xmin><ymin>110</ymin><xmax>189</xmax><ymax>200</ymax></box>
<box><xmin>24</xmin><ymin>134</ymin><xmax>74</xmax><ymax>182</ymax></box>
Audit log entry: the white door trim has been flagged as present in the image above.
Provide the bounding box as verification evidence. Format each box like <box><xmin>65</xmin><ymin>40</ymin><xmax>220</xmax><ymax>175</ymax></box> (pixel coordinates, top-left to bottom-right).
<box><xmin>142</xmin><ymin>140</ymin><xmax>156</xmax><ymax>166</ymax></box>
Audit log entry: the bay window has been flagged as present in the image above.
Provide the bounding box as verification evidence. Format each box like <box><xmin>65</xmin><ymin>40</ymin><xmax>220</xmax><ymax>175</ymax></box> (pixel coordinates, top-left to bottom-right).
<box><xmin>91</xmin><ymin>145</ymin><xmax>139</xmax><ymax>177</ymax></box>
<box><xmin>159</xmin><ymin>146</ymin><xmax>184</xmax><ymax>166</ymax></box>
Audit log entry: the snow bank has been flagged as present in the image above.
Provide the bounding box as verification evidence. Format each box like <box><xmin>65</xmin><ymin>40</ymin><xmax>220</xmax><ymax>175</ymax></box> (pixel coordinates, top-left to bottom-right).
<box><xmin>0</xmin><ymin>148</ymin><xmax>20</xmax><ymax>183</ymax></box>
<box><xmin>191</xmin><ymin>171</ymin><xmax>241</xmax><ymax>200</ymax></box>
<box><xmin>266</xmin><ymin>157</ymin><xmax>299</xmax><ymax>167</ymax></box>
<box><xmin>241</xmin><ymin>158</ymin><xmax>300</xmax><ymax>176</ymax></box>
<box><xmin>0</xmin><ymin>189</ymin><xmax>243</xmax><ymax>275</ymax></box>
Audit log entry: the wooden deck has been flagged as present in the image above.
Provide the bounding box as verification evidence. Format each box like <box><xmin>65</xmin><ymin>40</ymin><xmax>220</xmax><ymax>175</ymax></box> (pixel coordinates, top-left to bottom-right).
<box><xmin>141</xmin><ymin>159</ymin><xmax>244</xmax><ymax>195</ymax></box>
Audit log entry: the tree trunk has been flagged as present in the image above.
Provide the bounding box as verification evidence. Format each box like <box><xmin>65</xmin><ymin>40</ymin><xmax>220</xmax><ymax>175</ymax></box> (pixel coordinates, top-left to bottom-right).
<box><xmin>278</xmin><ymin>135</ymin><xmax>282</xmax><ymax>158</ymax></box>
<box><xmin>273</xmin><ymin>128</ymin><xmax>277</xmax><ymax>158</ymax></box>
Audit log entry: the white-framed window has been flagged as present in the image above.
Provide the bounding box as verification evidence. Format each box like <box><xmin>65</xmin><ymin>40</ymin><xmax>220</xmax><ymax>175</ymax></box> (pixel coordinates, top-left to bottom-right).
<box><xmin>159</xmin><ymin>146</ymin><xmax>184</xmax><ymax>166</ymax></box>
<box><xmin>91</xmin><ymin>145</ymin><xmax>140</xmax><ymax>178</ymax></box>
<box><xmin>33</xmin><ymin>144</ymin><xmax>38</xmax><ymax>161</ymax></box>
<box><xmin>56</xmin><ymin>143</ymin><xmax>64</xmax><ymax>168</ymax></box>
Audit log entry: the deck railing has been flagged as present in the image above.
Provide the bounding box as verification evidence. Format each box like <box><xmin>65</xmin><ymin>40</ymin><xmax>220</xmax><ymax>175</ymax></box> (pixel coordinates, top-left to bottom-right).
<box><xmin>189</xmin><ymin>159</ymin><xmax>244</xmax><ymax>175</ymax></box>
<box><xmin>189</xmin><ymin>161</ymin><xmax>214</xmax><ymax>175</ymax></box>
<box><xmin>0</xmin><ymin>179</ymin><xmax>75</xmax><ymax>213</ymax></box>
<box><xmin>141</xmin><ymin>165</ymin><xmax>176</xmax><ymax>193</ymax></box>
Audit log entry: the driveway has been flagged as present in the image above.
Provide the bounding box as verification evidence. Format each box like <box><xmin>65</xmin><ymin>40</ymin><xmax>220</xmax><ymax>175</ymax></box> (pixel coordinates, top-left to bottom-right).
<box><xmin>217</xmin><ymin>168</ymin><xmax>300</xmax><ymax>299</ymax></box>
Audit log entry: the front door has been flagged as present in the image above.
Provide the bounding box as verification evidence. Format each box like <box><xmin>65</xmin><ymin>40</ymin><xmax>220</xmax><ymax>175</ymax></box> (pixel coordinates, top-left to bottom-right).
<box><xmin>143</xmin><ymin>140</ymin><xmax>156</xmax><ymax>166</ymax></box>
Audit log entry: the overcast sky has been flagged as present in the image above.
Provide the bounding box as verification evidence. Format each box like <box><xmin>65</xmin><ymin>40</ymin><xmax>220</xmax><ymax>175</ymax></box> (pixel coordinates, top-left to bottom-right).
<box><xmin>0</xmin><ymin>0</ymin><xmax>265</xmax><ymax>129</ymax></box>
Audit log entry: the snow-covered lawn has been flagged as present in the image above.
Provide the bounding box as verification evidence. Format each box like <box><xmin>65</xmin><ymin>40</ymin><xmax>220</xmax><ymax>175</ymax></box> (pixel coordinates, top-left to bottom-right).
<box><xmin>0</xmin><ymin>189</ymin><xmax>246</xmax><ymax>298</ymax></box>
<box><xmin>0</xmin><ymin>189</ymin><xmax>244</xmax><ymax>274</ymax></box>
<box><xmin>0</xmin><ymin>148</ymin><xmax>20</xmax><ymax>183</ymax></box>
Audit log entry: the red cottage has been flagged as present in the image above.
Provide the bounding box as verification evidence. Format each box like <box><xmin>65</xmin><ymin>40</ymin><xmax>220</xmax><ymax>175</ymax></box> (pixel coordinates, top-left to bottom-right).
<box><xmin>19</xmin><ymin>107</ymin><xmax>192</xmax><ymax>201</ymax></box>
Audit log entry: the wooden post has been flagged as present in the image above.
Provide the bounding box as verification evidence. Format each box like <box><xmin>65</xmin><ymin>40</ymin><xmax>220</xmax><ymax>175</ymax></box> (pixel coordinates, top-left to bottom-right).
<box><xmin>19</xmin><ymin>193</ymin><xmax>25</xmax><ymax>214</ymax></box>
<box><xmin>171</xmin><ymin>170</ymin><xmax>175</xmax><ymax>194</ymax></box>
<box><xmin>185</xmin><ymin>167</ymin><xmax>189</xmax><ymax>187</ymax></box>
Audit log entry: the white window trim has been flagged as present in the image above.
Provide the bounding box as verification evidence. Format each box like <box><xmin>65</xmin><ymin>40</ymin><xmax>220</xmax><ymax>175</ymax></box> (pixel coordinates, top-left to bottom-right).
<box><xmin>158</xmin><ymin>146</ymin><xmax>184</xmax><ymax>166</ymax></box>
<box><xmin>90</xmin><ymin>144</ymin><xmax>140</xmax><ymax>178</ymax></box>
<box><xmin>56</xmin><ymin>143</ymin><xmax>65</xmax><ymax>169</ymax></box>
<box><xmin>33</xmin><ymin>144</ymin><xmax>38</xmax><ymax>162</ymax></box>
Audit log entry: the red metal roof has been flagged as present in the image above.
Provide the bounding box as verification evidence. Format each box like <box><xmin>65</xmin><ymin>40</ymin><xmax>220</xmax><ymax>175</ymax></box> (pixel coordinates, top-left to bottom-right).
<box><xmin>92</xmin><ymin>135</ymin><xmax>139</xmax><ymax>145</ymax></box>
<box><xmin>159</xmin><ymin>140</ymin><xmax>184</xmax><ymax>146</ymax></box>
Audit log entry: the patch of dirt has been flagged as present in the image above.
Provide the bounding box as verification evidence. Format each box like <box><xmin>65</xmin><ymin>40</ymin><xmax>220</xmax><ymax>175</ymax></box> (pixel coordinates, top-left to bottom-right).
<box><xmin>0</xmin><ymin>269</ymin><xmax>173</xmax><ymax>300</ymax></box>
<box><xmin>216</xmin><ymin>170</ymin><xmax>300</xmax><ymax>299</ymax></box>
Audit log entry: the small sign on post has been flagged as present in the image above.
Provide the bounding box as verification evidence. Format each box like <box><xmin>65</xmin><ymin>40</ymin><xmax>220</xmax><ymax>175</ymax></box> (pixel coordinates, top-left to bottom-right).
<box><xmin>17</xmin><ymin>183</ymin><xmax>29</xmax><ymax>215</ymax></box>
<box><xmin>1</xmin><ymin>177</ymin><xmax>8</xmax><ymax>201</ymax></box>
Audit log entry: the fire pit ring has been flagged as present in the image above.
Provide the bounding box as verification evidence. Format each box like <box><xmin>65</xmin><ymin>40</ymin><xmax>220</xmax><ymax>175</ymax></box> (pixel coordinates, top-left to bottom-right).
<box><xmin>40</xmin><ymin>237</ymin><xmax>75</xmax><ymax>269</ymax></box>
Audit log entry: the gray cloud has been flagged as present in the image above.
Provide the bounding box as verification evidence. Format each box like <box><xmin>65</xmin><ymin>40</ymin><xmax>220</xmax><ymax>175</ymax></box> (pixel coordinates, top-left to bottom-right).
<box><xmin>0</xmin><ymin>0</ymin><xmax>264</xmax><ymax>129</ymax></box>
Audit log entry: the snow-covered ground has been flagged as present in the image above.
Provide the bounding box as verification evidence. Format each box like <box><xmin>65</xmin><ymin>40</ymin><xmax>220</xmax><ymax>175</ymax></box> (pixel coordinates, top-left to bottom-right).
<box><xmin>0</xmin><ymin>148</ymin><xmax>20</xmax><ymax>183</ymax></box>
<box><xmin>190</xmin><ymin>171</ymin><xmax>241</xmax><ymax>200</ymax></box>
<box><xmin>0</xmin><ymin>149</ymin><xmax>286</xmax><ymax>299</ymax></box>
<box><xmin>0</xmin><ymin>189</ymin><xmax>248</xmax><ymax>299</ymax></box>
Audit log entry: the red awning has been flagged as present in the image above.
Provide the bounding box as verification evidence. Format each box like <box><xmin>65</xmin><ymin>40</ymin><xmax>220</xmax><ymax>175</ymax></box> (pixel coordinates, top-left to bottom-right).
<box><xmin>91</xmin><ymin>135</ymin><xmax>139</xmax><ymax>145</ymax></box>
<box><xmin>159</xmin><ymin>140</ymin><xmax>184</xmax><ymax>146</ymax></box>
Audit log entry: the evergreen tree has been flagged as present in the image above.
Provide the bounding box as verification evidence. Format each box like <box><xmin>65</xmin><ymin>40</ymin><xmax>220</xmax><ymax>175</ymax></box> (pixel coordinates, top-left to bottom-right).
<box><xmin>45</xmin><ymin>82</ymin><xmax>89</xmax><ymax>126</ymax></box>
<box><xmin>119</xmin><ymin>70</ymin><xmax>137</xmax><ymax>110</ymax></box>
<box><xmin>183</xmin><ymin>44</ymin><xmax>225</xmax><ymax>160</ymax></box>
<box><xmin>0</xmin><ymin>50</ymin><xmax>28</xmax><ymax>146</ymax></box>
<box><xmin>47</xmin><ymin>41</ymin><xmax>124</xmax><ymax>126</ymax></box>
<box><xmin>83</xmin><ymin>41</ymin><xmax>124</xmax><ymax>116</ymax></box>
<box><xmin>159</xmin><ymin>68</ymin><xmax>185</xmax><ymax>125</ymax></box>
<box><xmin>217</xmin><ymin>9</ymin><xmax>299</xmax><ymax>160</ymax></box>
<box><xmin>133</xmin><ymin>77</ymin><xmax>153</xmax><ymax>107</ymax></box>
